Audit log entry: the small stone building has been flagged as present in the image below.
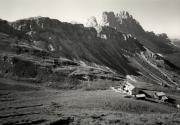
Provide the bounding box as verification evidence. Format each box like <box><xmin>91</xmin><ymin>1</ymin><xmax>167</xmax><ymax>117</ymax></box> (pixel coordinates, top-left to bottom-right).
<box><xmin>155</xmin><ymin>92</ymin><xmax>168</xmax><ymax>102</ymax></box>
<box><xmin>122</xmin><ymin>81</ymin><xmax>140</xmax><ymax>95</ymax></box>
<box><xmin>141</xmin><ymin>90</ymin><xmax>168</xmax><ymax>102</ymax></box>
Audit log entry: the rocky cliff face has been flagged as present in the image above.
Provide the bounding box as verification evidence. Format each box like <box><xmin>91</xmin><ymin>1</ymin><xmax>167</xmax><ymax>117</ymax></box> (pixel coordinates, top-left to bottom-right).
<box><xmin>86</xmin><ymin>11</ymin><xmax>180</xmax><ymax>55</ymax></box>
<box><xmin>10</xmin><ymin>17</ymin><xmax>145</xmax><ymax>75</ymax></box>
<box><xmin>99</xmin><ymin>11</ymin><xmax>144</xmax><ymax>35</ymax></box>
<box><xmin>0</xmin><ymin>13</ymin><xmax>180</xmax><ymax>88</ymax></box>
<box><xmin>0</xmin><ymin>19</ymin><xmax>124</xmax><ymax>87</ymax></box>
<box><xmin>0</xmin><ymin>19</ymin><xmax>29</xmax><ymax>39</ymax></box>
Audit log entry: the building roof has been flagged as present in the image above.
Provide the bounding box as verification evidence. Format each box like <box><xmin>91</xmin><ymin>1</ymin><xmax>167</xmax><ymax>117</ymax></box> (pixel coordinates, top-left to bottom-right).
<box><xmin>136</xmin><ymin>94</ymin><xmax>146</xmax><ymax>98</ymax></box>
<box><xmin>155</xmin><ymin>92</ymin><xmax>166</xmax><ymax>97</ymax></box>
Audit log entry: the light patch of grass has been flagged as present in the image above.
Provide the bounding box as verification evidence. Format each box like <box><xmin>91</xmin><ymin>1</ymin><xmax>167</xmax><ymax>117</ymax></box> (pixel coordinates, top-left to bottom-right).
<box><xmin>83</xmin><ymin>80</ymin><xmax>120</xmax><ymax>91</ymax></box>
<box><xmin>56</xmin><ymin>90</ymin><xmax>177</xmax><ymax>114</ymax></box>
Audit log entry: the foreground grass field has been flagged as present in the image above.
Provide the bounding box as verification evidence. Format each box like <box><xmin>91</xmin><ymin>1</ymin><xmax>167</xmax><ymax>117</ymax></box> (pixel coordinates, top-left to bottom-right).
<box><xmin>0</xmin><ymin>78</ymin><xmax>180</xmax><ymax>125</ymax></box>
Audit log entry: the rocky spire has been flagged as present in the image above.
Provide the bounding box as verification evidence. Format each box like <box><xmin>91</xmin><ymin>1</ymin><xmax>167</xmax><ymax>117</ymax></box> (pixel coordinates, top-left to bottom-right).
<box><xmin>85</xmin><ymin>16</ymin><xmax>98</xmax><ymax>27</ymax></box>
<box><xmin>86</xmin><ymin>11</ymin><xmax>144</xmax><ymax>35</ymax></box>
<box><xmin>100</xmin><ymin>11</ymin><xmax>116</xmax><ymax>26</ymax></box>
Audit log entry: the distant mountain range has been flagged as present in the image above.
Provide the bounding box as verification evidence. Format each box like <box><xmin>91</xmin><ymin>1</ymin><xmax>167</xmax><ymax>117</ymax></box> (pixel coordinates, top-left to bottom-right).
<box><xmin>0</xmin><ymin>11</ymin><xmax>180</xmax><ymax>88</ymax></box>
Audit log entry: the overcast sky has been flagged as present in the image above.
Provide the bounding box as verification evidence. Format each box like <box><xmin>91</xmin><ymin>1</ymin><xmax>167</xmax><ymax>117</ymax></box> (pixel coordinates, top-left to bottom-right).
<box><xmin>0</xmin><ymin>0</ymin><xmax>180</xmax><ymax>39</ymax></box>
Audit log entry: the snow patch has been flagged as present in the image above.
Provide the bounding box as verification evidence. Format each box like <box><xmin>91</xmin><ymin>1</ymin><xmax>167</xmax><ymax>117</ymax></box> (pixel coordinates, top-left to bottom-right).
<box><xmin>100</xmin><ymin>34</ymin><xmax>107</xmax><ymax>40</ymax></box>
<box><xmin>157</xmin><ymin>53</ymin><xmax>164</xmax><ymax>57</ymax></box>
<box><xmin>126</xmin><ymin>75</ymin><xmax>137</xmax><ymax>82</ymax></box>
<box><xmin>123</xmin><ymin>34</ymin><xmax>127</xmax><ymax>40</ymax></box>
<box><xmin>79</xmin><ymin>61</ymin><xmax>87</xmax><ymax>67</ymax></box>
<box><xmin>122</xmin><ymin>34</ymin><xmax>132</xmax><ymax>41</ymax></box>
<box><xmin>126</xmin><ymin>34</ymin><xmax>132</xmax><ymax>38</ymax></box>
<box><xmin>49</xmin><ymin>44</ymin><xmax>55</xmax><ymax>51</ymax></box>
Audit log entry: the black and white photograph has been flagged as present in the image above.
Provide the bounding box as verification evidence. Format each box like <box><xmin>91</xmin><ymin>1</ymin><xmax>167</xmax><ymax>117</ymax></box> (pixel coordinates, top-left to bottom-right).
<box><xmin>0</xmin><ymin>0</ymin><xmax>180</xmax><ymax>124</ymax></box>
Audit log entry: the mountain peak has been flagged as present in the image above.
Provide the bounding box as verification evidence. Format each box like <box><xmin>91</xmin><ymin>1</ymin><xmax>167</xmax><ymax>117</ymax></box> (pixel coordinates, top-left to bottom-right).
<box><xmin>85</xmin><ymin>11</ymin><xmax>176</xmax><ymax>54</ymax></box>
<box><xmin>86</xmin><ymin>11</ymin><xmax>141</xmax><ymax>31</ymax></box>
<box><xmin>116</xmin><ymin>11</ymin><xmax>132</xmax><ymax>19</ymax></box>
<box><xmin>98</xmin><ymin>11</ymin><xmax>134</xmax><ymax>26</ymax></box>
<box><xmin>86</xmin><ymin>16</ymin><xmax>98</xmax><ymax>27</ymax></box>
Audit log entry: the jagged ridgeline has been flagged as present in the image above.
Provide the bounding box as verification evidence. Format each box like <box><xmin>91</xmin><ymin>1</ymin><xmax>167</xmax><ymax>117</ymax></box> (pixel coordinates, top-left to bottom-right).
<box><xmin>0</xmin><ymin>11</ymin><xmax>180</xmax><ymax>88</ymax></box>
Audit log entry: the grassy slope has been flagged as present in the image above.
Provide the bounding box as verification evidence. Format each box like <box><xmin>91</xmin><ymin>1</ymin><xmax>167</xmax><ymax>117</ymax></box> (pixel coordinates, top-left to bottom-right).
<box><xmin>9</xmin><ymin>18</ymin><xmax>180</xmax><ymax>87</ymax></box>
<box><xmin>0</xmin><ymin>78</ymin><xmax>180</xmax><ymax>125</ymax></box>
<box><xmin>165</xmin><ymin>52</ymin><xmax>180</xmax><ymax>68</ymax></box>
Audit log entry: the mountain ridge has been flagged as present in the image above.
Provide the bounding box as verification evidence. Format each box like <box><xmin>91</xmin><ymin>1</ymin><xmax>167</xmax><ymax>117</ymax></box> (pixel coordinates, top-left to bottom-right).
<box><xmin>86</xmin><ymin>11</ymin><xmax>180</xmax><ymax>54</ymax></box>
<box><xmin>0</xmin><ymin>11</ymin><xmax>180</xmax><ymax>88</ymax></box>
